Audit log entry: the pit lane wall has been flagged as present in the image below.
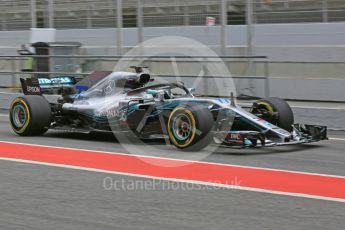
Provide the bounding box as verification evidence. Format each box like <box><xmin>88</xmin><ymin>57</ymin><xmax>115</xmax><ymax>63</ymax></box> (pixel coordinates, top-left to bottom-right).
<box><xmin>1</xmin><ymin>59</ymin><xmax>344</xmax><ymax>102</ymax></box>
<box><xmin>1</xmin><ymin>23</ymin><xmax>345</xmax><ymax>101</ymax></box>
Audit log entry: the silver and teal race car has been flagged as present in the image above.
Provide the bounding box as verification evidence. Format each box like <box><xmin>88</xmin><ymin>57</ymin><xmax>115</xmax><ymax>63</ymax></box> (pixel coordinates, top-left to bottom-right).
<box><xmin>9</xmin><ymin>69</ymin><xmax>327</xmax><ymax>151</ymax></box>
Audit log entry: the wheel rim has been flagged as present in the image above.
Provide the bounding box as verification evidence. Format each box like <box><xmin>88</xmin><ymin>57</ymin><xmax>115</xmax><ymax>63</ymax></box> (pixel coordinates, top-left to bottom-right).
<box><xmin>168</xmin><ymin>107</ymin><xmax>197</xmax><ymax>149</ymax></box>
<box><xmin>172</xmin><ymin>113</ymin><xmax>192</xmax><ymax>141</ymax></box>
<box><xmin>251</xmin><ymin>101</ymin><xmax>276</xmax><ymax>124</ymax></box>
<box><xmin>12</xmin><ymin>104</ymin><xmax>27</xmax><ymax>128</ymax></box>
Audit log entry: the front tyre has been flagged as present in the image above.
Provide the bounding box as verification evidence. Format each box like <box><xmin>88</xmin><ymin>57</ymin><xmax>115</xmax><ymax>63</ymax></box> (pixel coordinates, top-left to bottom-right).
<box><xmin>167</xmin><ymin>105</ymin><xmax>214</xmax><ymax>151</ymax></box>
<box><xmin>251</xmin><ymin>97</ymin><xmax>294</xmax><ymax>132</ymax></box>
<box><xmin>9</xmin><ymin>96</ymin><xmax>51</xmax><ymax>136</ymax></box>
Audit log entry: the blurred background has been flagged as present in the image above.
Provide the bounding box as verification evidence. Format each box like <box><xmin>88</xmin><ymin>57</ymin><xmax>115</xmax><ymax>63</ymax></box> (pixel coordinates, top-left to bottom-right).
<box><xmin>0</xmin><ymin>0</ymin><xmax>345</xmax><ymax>102</ymax></box>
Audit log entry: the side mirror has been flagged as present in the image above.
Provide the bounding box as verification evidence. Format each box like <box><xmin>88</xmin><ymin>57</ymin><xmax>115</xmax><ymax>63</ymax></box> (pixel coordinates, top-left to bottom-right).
<box><xmin>145</xmin><ymin>89</ymin><xmax>164</xmax><ymax>101</ymax></box>
<box><xmin>146</xmin><ymin>89</ymin><xmax>158</xmax><ymax>95</ymax></box>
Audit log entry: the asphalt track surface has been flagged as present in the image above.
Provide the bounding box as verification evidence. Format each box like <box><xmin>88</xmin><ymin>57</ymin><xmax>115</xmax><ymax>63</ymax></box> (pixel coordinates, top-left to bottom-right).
<box><xmin>1</xmin><ymin>115</ymin><xmax>345</xmax><ymax>229</ymax></box>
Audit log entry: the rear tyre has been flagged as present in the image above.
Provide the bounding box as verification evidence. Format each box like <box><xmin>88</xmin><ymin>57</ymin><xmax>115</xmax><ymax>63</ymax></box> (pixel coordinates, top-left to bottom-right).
<box><xmin>9</xmin><ymin>96</ymin><xmax>51</xmax><ymax>136</ymax></box>
<box><xmin>167</xmin><ymin>105</ymin><xmax>214</xmax><ymax>151</ymax></box>
<box><xmin>251</xmin><ymin>97</ymin><xmax>294</xmax><ymax>132</ymax></box>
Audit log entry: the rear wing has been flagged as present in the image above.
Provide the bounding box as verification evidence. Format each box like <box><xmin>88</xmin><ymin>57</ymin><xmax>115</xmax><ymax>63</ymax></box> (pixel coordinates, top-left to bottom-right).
<box><xmin>20</xmin><ymin>71</ymin><xmax>114</xmax><ymax>95</ymax></box>
<box><xmin>20</xmin><ymin>76</ymin><xmax>76</xmax><ymax>95</ymax></box>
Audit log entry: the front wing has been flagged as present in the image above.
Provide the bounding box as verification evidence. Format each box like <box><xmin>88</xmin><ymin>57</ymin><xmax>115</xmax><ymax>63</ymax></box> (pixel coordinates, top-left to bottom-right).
<box><xmin>215</xmin><ymin>124</ymin><xmax>327</xmax><ymax>148</ymax></box>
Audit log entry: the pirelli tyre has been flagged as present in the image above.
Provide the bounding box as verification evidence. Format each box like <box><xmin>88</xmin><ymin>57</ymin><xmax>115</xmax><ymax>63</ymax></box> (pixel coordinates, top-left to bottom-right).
<box><xmin>9</xmin><ymin>95</ymin><xmax>51</xmax><ymax>136</ymax></box>
<box><xmin>251</xmin><ymin>97</ymin><xmax>294</xmax><ymax>132</ymax></box>
<box><xmin>167</xmin><ymin>105</ymin><xmax>214</xmax><ymax>151</ymax></box>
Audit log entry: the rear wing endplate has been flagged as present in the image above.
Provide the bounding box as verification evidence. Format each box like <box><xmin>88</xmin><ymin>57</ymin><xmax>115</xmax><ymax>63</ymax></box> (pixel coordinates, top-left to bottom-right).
<box><xmin>20</xmin><ymin>78</ymin><xmax>42</xmax><ymax>95</ymax></box>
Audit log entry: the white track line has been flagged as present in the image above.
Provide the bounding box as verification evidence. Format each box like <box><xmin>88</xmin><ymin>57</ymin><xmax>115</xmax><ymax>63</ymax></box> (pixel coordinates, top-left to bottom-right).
<box><xmin>329</xmin><ymin>137</ymin><xmax>345</xmax><ymax>141</ymax></box>
<box><xmin>291</xmin><ymin>106</ymin><xmax>345</xmax><ymax>110</ymax></box>
<box><xmin>0</xmin><ymin>157</ymin><xmax>344</xmax><ymax>203</ymax></box>
<box><xmin>239</xmin><ymin>104</ymin><xmax>345</xmax><ymax>111</ymax></box>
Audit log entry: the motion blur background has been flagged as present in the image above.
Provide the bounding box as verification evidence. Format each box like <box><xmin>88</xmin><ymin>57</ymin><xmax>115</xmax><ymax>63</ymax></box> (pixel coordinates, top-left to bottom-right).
<box><xmin>1</xmin><ymin>0</ymin><xmax>345</xmax><ymax>102</ymax></box>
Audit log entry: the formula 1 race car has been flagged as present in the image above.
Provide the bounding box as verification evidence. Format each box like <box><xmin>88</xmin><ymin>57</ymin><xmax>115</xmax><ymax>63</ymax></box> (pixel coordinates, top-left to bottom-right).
<box><xmin>9</xmin><ymin>68</ymin><xmax>328</xmax><ymax>151</ymax></box>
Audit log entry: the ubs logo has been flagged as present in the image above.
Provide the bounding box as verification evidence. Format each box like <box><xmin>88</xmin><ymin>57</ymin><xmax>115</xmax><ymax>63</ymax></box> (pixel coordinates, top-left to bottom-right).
<box><xmin>230</xmin><ymin>133</ymin><xmax>242</xmax><ymax>140</ymax></box>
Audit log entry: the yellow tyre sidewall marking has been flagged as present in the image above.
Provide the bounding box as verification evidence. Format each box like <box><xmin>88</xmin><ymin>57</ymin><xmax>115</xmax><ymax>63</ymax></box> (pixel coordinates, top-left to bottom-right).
<box><xmin>168</xmin><ymin>107</ymin><xmax>197</xmax><ymax>148</ymax></box>
<box><xmin>10</xmin><ymin>99</ymin><xmax>31</xmax><ymax>134</ymax></box>
<box><xmin>257</xmin><ymin>101</ymin><xmax>274</xmax><ymax>113</ymax></box>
